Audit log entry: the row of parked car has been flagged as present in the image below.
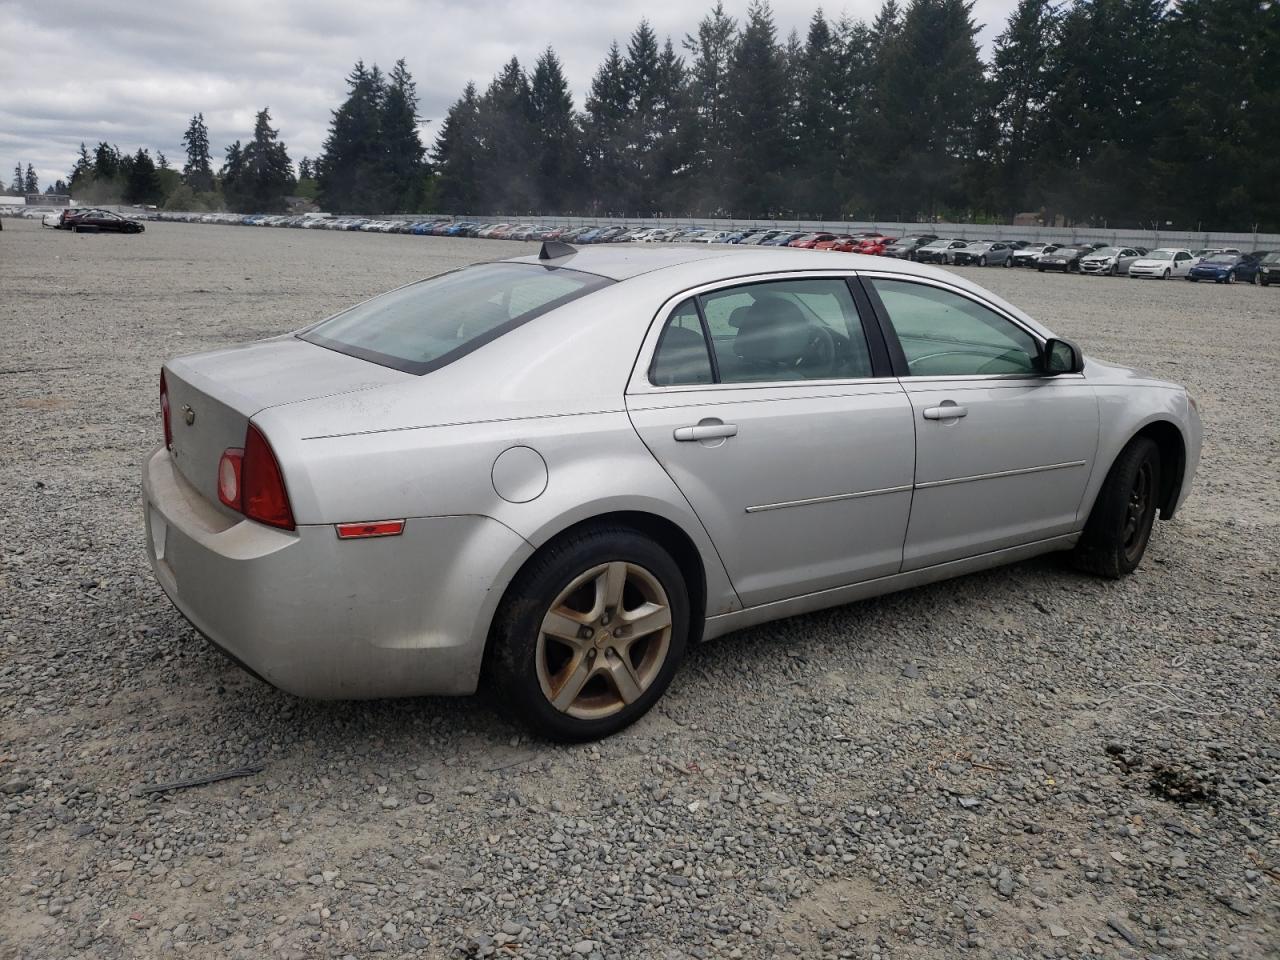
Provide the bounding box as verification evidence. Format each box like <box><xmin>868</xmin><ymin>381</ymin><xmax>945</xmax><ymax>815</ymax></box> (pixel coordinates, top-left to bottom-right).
<box><xmin>138</xmin><ymin>211</ymin><xmax>1280</xmax><ymax>286</ymax></box>
<box><xmin>893</xmin><ymin>236</ymin><xmax>1278</xmax><ymax>284</ymax></box>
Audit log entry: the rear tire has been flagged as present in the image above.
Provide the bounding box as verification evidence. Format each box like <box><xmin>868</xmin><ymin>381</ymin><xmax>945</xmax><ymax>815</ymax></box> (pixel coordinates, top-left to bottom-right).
<box><xmin>1072</xmin><ymin>437</ymin><xmax>1162</xmax><ymax>579</ymax></box>
<box><xmin>487</xmin><ymin>526</ymin><xmax>690</xmax><ymax>742</ymax></box>
<box><xmin>978</xmin><ymin>255</ymin><xmax>988</xmax><ymax>267</ymax></box>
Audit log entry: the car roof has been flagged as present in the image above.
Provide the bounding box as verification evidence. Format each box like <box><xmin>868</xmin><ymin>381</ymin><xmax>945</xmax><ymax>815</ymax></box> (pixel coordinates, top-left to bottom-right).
<box><xmin>500</xmin><ymin>246</ymin><xmax>1045</xmax><ymax>329</ymax></box>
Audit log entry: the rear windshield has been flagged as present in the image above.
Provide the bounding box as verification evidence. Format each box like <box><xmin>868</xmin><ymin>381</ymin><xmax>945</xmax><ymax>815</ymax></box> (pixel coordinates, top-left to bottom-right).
<box><xmin>300</xmin><ymin>263</ymin><xmax>612</xmax><ymax>375</ymax></box>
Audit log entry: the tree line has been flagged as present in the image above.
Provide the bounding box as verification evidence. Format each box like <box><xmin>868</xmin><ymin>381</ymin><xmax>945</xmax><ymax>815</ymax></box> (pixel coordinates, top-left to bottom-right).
<box><xmin>30</xmin><ymin>0</ymin><xmax>1280</xmax><ymax>229</ymax></box>
<box><xmin>431</xmin><ymin>0</ymin><xmax>1279</xmax><ymax>229</ymax></box>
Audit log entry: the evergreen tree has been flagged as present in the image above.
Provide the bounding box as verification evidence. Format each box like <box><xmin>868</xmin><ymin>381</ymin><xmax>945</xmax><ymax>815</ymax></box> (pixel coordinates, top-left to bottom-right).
<box><xmin>94</xmin><ymin>143</ymin><xmax>121</xmax><ymax>181</ymax></box>
<box><xmin>10</xmin><ymin>164</ymin><xmax>22</xmax><ymax>194</ymax></box>
<box><xmin>476</xmin><ymin>58</ymin><xmax>535</xmax><ymax>213</ymax></box>
<box><xmin>234</xmin><ymin>108</ymin><xmax>295</xmax><ymax>212</ymax></box>
<box><xmin>68</xmin><ymin>143</ymin><xmax>94</xmax><ymax>192</ymax></box>
<box><xmin>988</xmin><ymin>0</ymin><xmax>1059</xmax><ymax>216</ymax></box>
<box><xmin>875</xmin><ymin>0</ymin><xmax>986</xmax><ymax>219</ymax></box>
<box><xmin>317</xmin><ymin>61</ymin><xmax>386</xmax><ymax>213</ymax></box>
<box><xmin>433</xmin><ymin>81</ymin><xmax>483</xmax><ymax>213</ymax></box>
<box><xmin>23</xmin><ymin>163</ymin><xmax>38</xmax><ymax>194</ymax></box>
<box><xmin>794</xmin><ymin>10</ymin><xmax>844</xmax><ymax>216</ymax></box>
<box><xmin>157</xmin><ymin>151</ymin><xmax>169</xmax><ymax>170</ymax></box>
<box><xmin>1037</xmin><ymin>0</ymin><xmax>1166</xmax><ymax>224</ymax></box>
<box><xmin>726</xmin><ymin>1</ymin><xmax>792</xmax><ymax>216</ymax></box>
<box><xmin>529</xmin><ymin>48</ymin><xmax>581</xmax><ymax>213</ymax></box>
<box><xmin>381</xmin><ymin>59</ymin><xmax>427</xmax><ymax>211</ymax></box>
<box><xmin>683</xmin><ymin>2</ymin><xmax>738</xmax><ymax>213</ymax></box>
<box><xmin>182</xmin><ymin>113</ymin><xmax>215</xmax><ymax>192</ymax></box>
<box><xmin>623</xmin><ymin>20</ymin><xmax>664</xmax><ymax>212</ymax></box>
<box><xmin>221</xmin><ymin>140</ymin><xmax>245</xmax><ymax>209</ymax></box>
<box><xmin>298</xmin><ymin>156</ymin><xmax>313</xmax><ymax>180</ymax></box>
<box><xmin>650</xmin><ymin>38</ymin><xmax>696</xmax><ymax>213</ymax></box>
<box><xmin>583</xmin><ymin>44</ymin><xmax>630</xmax><ymax>213</ymax></box>
<box><xmin>1150</xmin><ymin>0</ymin><xmax>1275</xmax><ymax>229</ymax></box>
<box><xmin>125</xmin><ymin>148</ymin><xmax>161</xmax><ymax>204</ymax></box>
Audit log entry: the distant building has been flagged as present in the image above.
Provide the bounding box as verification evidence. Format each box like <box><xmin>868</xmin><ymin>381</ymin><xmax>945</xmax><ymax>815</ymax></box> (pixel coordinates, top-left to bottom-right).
<box><xmin>30</xmin><ymin>193</ymin><xmax>70</xmax><ymax>206</ymax></box>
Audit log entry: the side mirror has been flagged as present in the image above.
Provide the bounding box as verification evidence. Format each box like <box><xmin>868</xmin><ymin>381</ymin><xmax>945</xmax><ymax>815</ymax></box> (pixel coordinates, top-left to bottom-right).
<box><xmin>1041</xmin><ymin>338</ymin><xmax>1084</xmax><ymax>375</ymax></box>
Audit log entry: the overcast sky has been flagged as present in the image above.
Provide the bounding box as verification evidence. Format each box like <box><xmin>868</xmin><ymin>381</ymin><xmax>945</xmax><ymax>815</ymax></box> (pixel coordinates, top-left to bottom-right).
<box><xmin>1</xmin><ymin>0</ymin><xmax>1017</xmax><ymax>189</ymax></box>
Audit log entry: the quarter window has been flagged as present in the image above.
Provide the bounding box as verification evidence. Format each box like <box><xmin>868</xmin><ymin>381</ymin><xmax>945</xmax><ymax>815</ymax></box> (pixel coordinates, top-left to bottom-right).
<box><xmin>869</xmin><ymin>278</ymin><xmax>1040</xmax><ymax>377</ymax></box>
<box><xmin>650</xmin><ymin>299</ymin><xmax>714</xmax><ymax>386</ymax></box>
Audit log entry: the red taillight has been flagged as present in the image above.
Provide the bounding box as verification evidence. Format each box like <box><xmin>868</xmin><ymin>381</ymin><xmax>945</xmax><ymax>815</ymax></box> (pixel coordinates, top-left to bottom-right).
<box><xmin>160</xmin><ymin>371</ymin><xmax>173</xmax><ymax>450</ymax></box>
<box><xmin>242</xmin><ymin>424</ymin><xmax>294</xmax><ymax>529</ymax></box>
<box><xmin>216</xmin><ymin>424</ymin><xmax>295</xmax><ymax>530</ymax></box>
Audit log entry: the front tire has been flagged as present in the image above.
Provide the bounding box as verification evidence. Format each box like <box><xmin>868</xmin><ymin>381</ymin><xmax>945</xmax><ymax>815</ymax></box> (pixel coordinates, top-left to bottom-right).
<box><xmin>978</xmin><ymin>255</ymin><xmax>988</xmax><ymax>267</ymax></box>
<box><xmin>487</xmin><ymin>526</ymin><xmax>690</xmax><ymax>741</ymax></box>
<box><xmin>1162</xmin><ymin>268</ymin><xmax>1170</xmax><ymax>279</ymax></box>
<box><xmin>1072</xmin><ymin>437</ymin><xmax>1162</xmax><ymax>579</ymax></box>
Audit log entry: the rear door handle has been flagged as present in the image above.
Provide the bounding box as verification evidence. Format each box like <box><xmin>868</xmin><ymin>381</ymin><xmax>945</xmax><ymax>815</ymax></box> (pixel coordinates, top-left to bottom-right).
<box><xmin>922</xmin><ymin>404</ymin><xmax>968</xmax><ymax>420</ymax></box>
<box><xmin>674</xmin><ymin>422</ymin><xmax>739</xmax><ymax>441</ymax></box>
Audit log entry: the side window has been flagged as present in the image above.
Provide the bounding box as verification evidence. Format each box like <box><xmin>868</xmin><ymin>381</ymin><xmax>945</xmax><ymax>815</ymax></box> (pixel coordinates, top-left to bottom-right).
<box><xmin>650</xmin><ymin>298</ymin><xmax>714</xmax><ymax>386</ymax></box>
<box><xmin>868</xmin><ymin>278</ymin><xmax>1040</xmax><ymax>377</ymax></box>
<box><xmin>698</xmin><ymin>279</ymin><xmax>873</xmax><ymax>383</ymax></box>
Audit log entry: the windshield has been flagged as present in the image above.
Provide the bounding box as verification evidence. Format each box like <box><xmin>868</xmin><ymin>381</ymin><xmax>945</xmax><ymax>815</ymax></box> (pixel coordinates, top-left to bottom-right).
<box><xmin>1206</xmin><ymin>254</ymin><xmax>1237</xmax><ymax>263</ymax></box>
<box><xmin>300</xmin><ymin>263</ymin><xmax>612</xmax><ymax>375</ymax></box>
<box><xmin>922</xmin><ymin>241</ymin><xmax>952</xmax><ymax>249</ymax></box>
<box><xmin>1090</xmin><ymin>246</ymin><xmax>1118</xmax><ymax>256</ymax></box>
<box><xmin>1147</xmin><ymin>249</ymin><xmax>1178</xmax><ymax>260</ymax></box>
<box><xmin>1263</xmin><ymin>252</ymin><xmax>1280</xmax><ymax>263</ymax></box>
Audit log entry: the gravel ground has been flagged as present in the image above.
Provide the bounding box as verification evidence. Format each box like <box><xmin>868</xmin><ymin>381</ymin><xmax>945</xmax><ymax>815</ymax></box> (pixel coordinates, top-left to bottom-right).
<box><xmin>1</xmin><ymin>218</ymin><xmax>1277</xmax><ymax>960</ymax></box>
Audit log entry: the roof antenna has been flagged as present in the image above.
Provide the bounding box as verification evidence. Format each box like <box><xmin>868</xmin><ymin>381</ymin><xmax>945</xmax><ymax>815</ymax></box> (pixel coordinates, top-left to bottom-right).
<box><xmin>539</xmin><ymin>240</ymin><xmax>577</xmax><ymax>260</ymax></box>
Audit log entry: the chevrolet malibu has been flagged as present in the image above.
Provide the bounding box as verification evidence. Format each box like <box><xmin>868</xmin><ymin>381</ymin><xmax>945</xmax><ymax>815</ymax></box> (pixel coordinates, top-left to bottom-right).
<box><xmin>144</xmin><ymin>244</ymin><xmax>1201</xmax><ymax>741</ymax></box>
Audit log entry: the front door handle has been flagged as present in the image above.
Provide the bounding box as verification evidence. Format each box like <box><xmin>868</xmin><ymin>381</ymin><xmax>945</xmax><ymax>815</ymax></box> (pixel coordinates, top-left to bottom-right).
<box><xmin>922</xmin><ymin>404</ymin><xmax>968</xmax><ymax>420</ymax></box>
<box><xmin>674</xmin><ymin>422</ymin><xmax>739</xmax><ymax>442</ymax></box>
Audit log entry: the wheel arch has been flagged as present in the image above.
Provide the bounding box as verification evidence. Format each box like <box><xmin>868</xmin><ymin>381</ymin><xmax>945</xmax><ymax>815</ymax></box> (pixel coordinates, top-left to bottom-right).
<box><xmin>479</xmin><ymin>509</ymin><xmax>715</xmax><ymax>688</ymax></box>
<box><xmin>1132</xmin><ymin>420</ymin><xmax>1187</xmax><ymax>520</ymax></box>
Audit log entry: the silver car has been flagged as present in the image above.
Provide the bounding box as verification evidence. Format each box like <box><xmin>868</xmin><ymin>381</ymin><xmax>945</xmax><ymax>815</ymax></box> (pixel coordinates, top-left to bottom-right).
<box><xmin>1080</xmin><ymin>247</ymin><xmax>1146</xmax><ymax>276</ymax></box>
<box><xmin>143</xmin><ymin>245</ymin><xmax>1202</xmax><ymax>740</ymax></box>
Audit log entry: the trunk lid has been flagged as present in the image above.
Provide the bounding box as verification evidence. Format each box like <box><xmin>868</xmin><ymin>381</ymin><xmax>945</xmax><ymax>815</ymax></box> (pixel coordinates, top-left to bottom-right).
<box><xmin>164</xmin><ymin>336</ymin><xmax>407</xmax><ymax>511</ymax></box>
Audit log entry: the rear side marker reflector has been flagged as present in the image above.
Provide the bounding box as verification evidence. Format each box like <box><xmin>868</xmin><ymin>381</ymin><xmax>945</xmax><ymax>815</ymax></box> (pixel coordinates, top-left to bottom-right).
<box><xmin>336</xmin><ymin>520</ymin><xmax>406</xmax><ymax>540</ymax></box>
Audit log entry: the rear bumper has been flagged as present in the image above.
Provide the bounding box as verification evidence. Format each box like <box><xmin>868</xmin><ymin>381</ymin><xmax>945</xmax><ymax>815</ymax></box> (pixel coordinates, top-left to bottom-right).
<box><xmin>142</xmin><ymin>448</ymin><xmax>533</xmax><ymax>699</ymax></box>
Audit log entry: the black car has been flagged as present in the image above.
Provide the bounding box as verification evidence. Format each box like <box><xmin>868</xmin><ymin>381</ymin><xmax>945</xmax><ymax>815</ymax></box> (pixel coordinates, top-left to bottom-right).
<box><xmin>1256</xmin><ymin>251</ymin><xmax>1280</xmax><ymax>286</ymax></box>
<box><xmin>61</xmin><ymin>208</ymin><xmax>145</xmax><ymax>234</ymax></box>
<box><xmin>881</xmin><ymin>235</ymin><xmax>939</xmax><ymax>260</ymax></box>
<box><xmin>1037</xmin><ymin>245</ymin><xmax>1090</xmax><ymax>273</ymax></box>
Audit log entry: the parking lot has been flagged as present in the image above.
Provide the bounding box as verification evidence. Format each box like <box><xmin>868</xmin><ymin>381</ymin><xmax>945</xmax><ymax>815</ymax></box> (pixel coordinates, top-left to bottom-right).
<box><xmin>2</xmin><ymin>217</ymin><xmax>1277</xmax><ymax>959</ymax></box>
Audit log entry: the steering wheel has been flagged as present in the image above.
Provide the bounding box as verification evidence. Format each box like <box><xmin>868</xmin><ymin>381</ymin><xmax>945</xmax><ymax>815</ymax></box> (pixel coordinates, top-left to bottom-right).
<box><xmin>798</xmin><ymin>324</ymin><xmax>837</xmax><ymax>378</ymax></box>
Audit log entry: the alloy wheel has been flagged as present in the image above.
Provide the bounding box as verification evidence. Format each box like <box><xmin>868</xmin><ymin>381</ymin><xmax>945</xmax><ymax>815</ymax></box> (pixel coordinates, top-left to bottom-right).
<box><xmin>536</xmin><ymin>561</ymin><xmax>673</xmax><ymax>720</ymax></box>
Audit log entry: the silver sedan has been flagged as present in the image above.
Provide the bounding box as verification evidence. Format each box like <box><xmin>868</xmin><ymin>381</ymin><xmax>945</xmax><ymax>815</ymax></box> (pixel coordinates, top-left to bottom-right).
<box><xmin>144</xmin><ymin>244</ymin><xmax>1202</xmax><ymax>740</ymax></box>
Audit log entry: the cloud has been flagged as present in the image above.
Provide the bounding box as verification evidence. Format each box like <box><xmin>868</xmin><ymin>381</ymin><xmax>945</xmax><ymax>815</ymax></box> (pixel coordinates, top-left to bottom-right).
<box><xmin>0</xmin><ymin>0</ymin><xmax>1016</xmax><ymax>188</ymax></box>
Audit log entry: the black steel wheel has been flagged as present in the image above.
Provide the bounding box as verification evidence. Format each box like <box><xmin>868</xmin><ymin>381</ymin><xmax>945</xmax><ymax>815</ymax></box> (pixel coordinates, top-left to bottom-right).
<box><xmin>1072</xmin><ymin>436</ymin><xmax>1162</xmax><ymax>579</ymax></box>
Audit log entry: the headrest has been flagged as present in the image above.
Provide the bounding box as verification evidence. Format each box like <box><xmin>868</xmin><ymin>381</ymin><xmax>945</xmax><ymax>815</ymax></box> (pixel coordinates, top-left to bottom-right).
<box><xmin>733</xmin><ymin>297</ymin><xmax>810</xmax><ymax>364</ymax></box>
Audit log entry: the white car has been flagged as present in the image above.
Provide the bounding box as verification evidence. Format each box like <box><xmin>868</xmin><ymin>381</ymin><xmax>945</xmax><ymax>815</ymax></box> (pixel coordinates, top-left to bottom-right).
<box><xmin>691</xmin><ymin>231</ymin><xmax>735</xmax><ymax>244</ymax></box>
<box><xmin>1128</xmin><ymin>248</ymin><xmax>1196</xmax><ymax>280</ymax></box>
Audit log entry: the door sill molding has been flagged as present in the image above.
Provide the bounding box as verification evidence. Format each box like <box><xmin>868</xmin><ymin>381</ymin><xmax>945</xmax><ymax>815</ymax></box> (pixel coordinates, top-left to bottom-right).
<box><xmin>701</xmin><ymin>533</ymin><xmax>1079</xmax><ymax>641</ymax></box>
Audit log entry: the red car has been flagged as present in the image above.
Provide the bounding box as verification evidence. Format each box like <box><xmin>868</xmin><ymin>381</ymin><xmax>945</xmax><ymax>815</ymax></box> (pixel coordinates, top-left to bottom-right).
<box><xmin>856</xmin><ymin>236</ymin><xmax>896</xmax><ymax>255</ymax></box>
<box><xmin>812</xmin><ymin>234</ymin><xmax>855</xmax><ymax>251</ymax></box>
<box><xmin>788</xmin><ymin>232</ymin><xmax>837</xmax><ymax>249</ymax></box>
